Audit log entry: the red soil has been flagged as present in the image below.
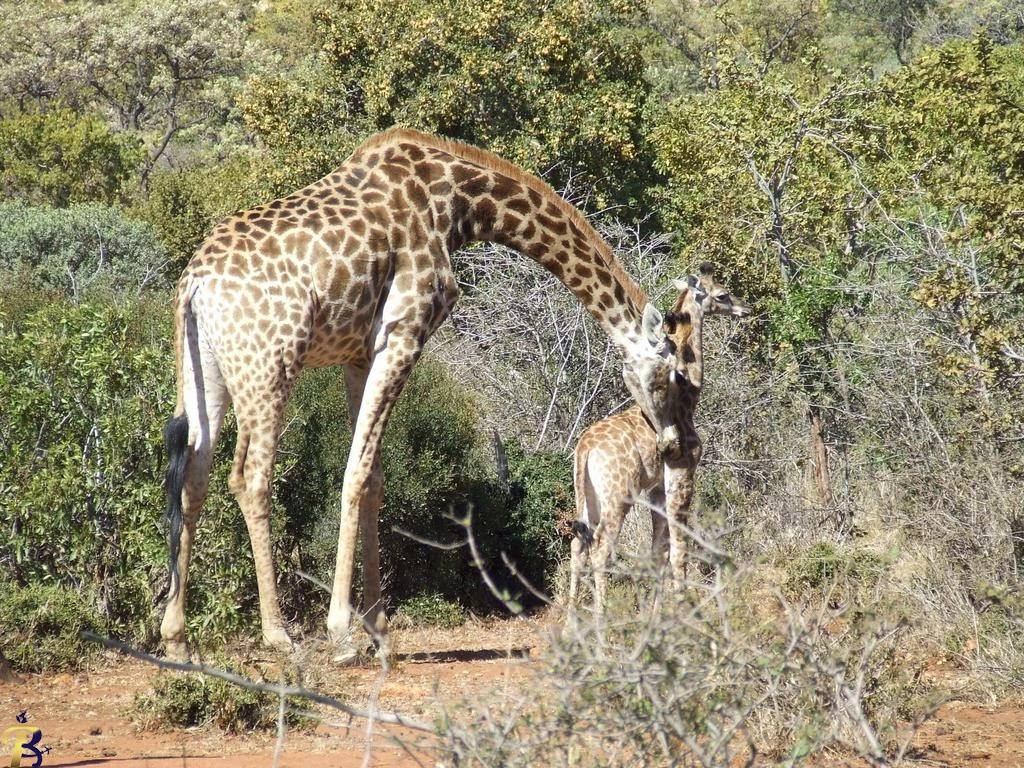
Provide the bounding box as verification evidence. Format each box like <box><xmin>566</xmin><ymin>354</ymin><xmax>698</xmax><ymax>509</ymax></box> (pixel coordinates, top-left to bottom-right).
<box><xmin>2</xmin><ymin>616</ymin><xmax>1020</xmax><ymax>768</ymax></box>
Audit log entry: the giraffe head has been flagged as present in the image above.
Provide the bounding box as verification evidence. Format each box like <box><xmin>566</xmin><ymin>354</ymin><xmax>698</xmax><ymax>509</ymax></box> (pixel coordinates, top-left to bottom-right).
<box><xmin>624</xmin><ymin>263</ymin><xmax>751</xmax><ymax>458</ymax></box>
<box><xmin>671</xmin><ymin>262</ymin><xmax>752</xmax><ymax>322</ymax></box>
<box><xmin>622</xmin><ymin>303</ymin><xmax>690</xmax><ymax>460</ymax></box>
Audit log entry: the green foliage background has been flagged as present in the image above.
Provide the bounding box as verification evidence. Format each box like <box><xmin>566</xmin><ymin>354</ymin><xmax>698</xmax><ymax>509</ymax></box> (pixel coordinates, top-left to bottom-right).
<box><xmin>242</xmin><ymin>0</ymin><xmax>654</xmax><ymax>205</ymax></box>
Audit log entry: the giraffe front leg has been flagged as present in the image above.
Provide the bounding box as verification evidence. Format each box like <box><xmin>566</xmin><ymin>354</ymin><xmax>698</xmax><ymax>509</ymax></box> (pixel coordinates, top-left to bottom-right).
<box><xmin>647</xmin><ymin>486</ymin><xmax>670</xmax><ymax>569</ymax></box>
<box><xmin>328</xmin><ymin>340</ymin><xmax>421</xmax><ymax>665</ymax></box>
<box><xmin>663</xmin><ymin>461</ymin><xmax>695</xmax><ymax>591</ymax></box>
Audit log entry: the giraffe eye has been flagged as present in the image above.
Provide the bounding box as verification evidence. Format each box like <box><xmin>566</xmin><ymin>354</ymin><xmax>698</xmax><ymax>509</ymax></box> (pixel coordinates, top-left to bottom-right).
<box><xmin>670</xmin><ymin>370</ymin><xmax>686</xmax><ymax>386</ymax></box>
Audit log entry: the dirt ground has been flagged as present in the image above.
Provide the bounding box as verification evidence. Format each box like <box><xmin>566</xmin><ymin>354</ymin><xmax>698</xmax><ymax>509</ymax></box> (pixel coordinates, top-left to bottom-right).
<box><xmin>2</xmin><ymin>615</ymin><xmax>1022</xmax><ymax>768</ymax></box>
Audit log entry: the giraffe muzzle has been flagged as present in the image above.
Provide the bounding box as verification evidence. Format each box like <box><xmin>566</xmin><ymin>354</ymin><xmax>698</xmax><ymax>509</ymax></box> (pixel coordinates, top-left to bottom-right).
<box><xmin>658</xmin><ymin>427</ymin><xmax>683</xmax><ymax>461</ymax></box>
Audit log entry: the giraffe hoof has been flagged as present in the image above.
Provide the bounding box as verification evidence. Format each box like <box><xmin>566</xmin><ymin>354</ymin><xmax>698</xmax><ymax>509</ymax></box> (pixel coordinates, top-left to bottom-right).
<box><xmin>331</xmin><ymin>634</ymin><xmax>378</xmax><ymax>665</ymax></box>
<box><xmin>332</xmin><ymin>644</ymin><xmax>361</xmax><ymax>666</ymax></box>
<box><xmin>262</xmin><ymin>628</ymin><xmax>296</xmax><ymax>653</ymax></box>
<box><xmin>374</xmin><ymin>638</ymin><xmax>394</xmax><ymax>671</ymax></box>
<box><xmin>163</xmin><ymin>641</ymin><xmax>189</xmax><ymax>663</ymax></box>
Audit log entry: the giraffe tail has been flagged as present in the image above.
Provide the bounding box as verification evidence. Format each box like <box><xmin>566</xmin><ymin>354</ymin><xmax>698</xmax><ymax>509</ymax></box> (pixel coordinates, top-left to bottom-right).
<box><xmin>571</xmin><ymin>520</ymin><xmax>594</xmax><ymax>547</ymax></box>
<box><xmin>572</xmin><ymin>442</ymin><xmax>594</xmax><ymax>547</ymax></box>
<box><xmin>163</xmin><ymin>413</ymin><xmax>189</xmax><ymax>600</ymax></box>
<box><xmin>164</xmin><ymin>278</ymin><xmax>196</xmax><ymax>601</ymax></box>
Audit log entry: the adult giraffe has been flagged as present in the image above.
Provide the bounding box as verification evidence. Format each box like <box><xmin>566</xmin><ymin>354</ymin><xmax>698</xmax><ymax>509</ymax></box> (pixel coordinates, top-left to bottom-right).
<box><xmin>160</xmin><ymin>127</ymin><xmax>688</xmax><ymax>662</ymax></box>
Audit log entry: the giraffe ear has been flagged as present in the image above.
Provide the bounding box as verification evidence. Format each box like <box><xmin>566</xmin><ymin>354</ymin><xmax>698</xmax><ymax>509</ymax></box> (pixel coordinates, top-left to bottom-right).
<box><xmin>642</xmin><ymin>304</ymin><xmax>665</xmax><ymax>347</ymax></box>
<box><xmin>673</xmin><ymin>275</ymin><xmax>699</xmax><ymax>292</ymax></box>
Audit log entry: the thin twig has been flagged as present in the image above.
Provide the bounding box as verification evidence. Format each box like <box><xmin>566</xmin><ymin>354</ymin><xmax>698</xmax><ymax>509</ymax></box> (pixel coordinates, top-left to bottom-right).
<box><xmin>81</xmin><ymin>633</ymin><xmax>435</xmax><ymax>733</ymax></box>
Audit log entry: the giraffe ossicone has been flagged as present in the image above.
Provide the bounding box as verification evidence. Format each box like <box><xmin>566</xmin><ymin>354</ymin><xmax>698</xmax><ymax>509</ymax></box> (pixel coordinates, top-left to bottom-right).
<box><xmin>159</xmin><ymin>127</ymin><xmax>689</xmax><ymax>662</ymax></box>
<box><xmin>568</xmin><ymin>266</ymin><xmax>751</xmax><ymax>618</ymax></box>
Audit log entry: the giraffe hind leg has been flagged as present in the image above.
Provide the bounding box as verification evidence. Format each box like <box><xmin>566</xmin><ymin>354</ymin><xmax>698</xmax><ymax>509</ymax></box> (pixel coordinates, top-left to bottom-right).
<box><xmin>568</xmin><ymin>520</ymin><xmax>593</xmax><ymax>617</ymax></box>
<box><xmin>591</xmin><ymin>502</ymin><xmax>628</xmax><ymax>623</ymax></box>
<box><xmin>229</xmin><ymin>384</ymin><xmax>295</xmax><ymax>653</ymax></box>
<box><xmin>343</xmin><ymin>365</ymin><xmax>386</xmax><ymax>650</ymax></box>
<box><xmin>160</xmin><ymin>334</ymin><xmax>229</xmax><ymax>661</ymax></box>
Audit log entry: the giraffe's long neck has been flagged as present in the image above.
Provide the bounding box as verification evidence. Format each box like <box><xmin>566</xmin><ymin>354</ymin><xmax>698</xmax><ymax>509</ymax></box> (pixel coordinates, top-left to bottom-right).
<box><xmin>350</xmin><ymin>130</ymin><xmax>650</xmax><ymax>355</ymax></box>
<box><xmin>670</xmin><ymin>293</ymin><xmax>705</xmax><ymax>401</ymax></box>
<box><xmin>479</xmin><ymin>193</ymin><xmax>648</xmax><ymax>352</ymax></box>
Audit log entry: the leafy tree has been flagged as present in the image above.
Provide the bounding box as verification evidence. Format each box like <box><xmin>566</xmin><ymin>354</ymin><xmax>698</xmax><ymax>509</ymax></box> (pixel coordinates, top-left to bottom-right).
<box><xmin>652</xmin><ymin>54</ymin><xmax>876</xmax><ymax>512</ymax></box>
<box><xmin>643</xmin><ymin>0</ymin><xmax>826</xmax><ymax>97</ymax></box>
<box><xmin>835</xmin><ymin>0</ymin><xmax>938</xmax><ymax>64</ymax></box>
<box><xmin>640</xmin><ymin>0</ymin><xmax>939</xmax><ymax>98</ymax></box>
<box><xmin>0</xmin><ymin>109</ymin><xmax>142</xmax><ymax>206</ymax></box>
<box><xmin>916</xmin><ymin>0</ymin><xmax>1024</xmax><ymax>48</ymax></box>
<box><xmin>0</xmin><ymin>0</ymin><xmax>253</xmax><ymax>181</ymax></box>
<box><xmin>133</xmin><ymin>153</ymin><xmax>270</xmax><ymax>276</ymax></box>
<box><xmin>870</xmin><ymin>36</ymin><xmax>1024</xmax><ymax>453</ymax></box>
<box><xmin>240</xmin><ymin>0</ymin><xmax>654</xmax><ymax>206</ymax></box>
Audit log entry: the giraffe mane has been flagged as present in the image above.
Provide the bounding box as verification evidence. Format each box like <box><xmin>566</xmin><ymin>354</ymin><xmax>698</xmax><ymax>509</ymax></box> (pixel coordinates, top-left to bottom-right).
<box><xmin>356</xmin><ymin>126</ymin><xmax>649</xmax><ymax>311</ymax></box>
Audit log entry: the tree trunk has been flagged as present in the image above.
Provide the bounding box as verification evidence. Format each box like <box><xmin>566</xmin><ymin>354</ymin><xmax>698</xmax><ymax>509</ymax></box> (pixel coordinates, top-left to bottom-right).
<box><xmin>808</xmin><ymin>404</ymin><xmax>834</xmax><ymax>509</ymax></box>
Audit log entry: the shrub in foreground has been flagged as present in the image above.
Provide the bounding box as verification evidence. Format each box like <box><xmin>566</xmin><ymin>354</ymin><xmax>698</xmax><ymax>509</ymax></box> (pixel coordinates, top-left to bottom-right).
<box><xmin>132</xmin><ymin>667</ymin><xmax>313</xmax><ymax>733</ymax></box>
<box><xmin>438</xmin><ymin>556</ymin><xmax>933</xmax><ymax>767</ymax></box>
<box><xmin>0</xmin><ymin>582</ymin><xmax>102</xmax><ymax>672</ymax></box>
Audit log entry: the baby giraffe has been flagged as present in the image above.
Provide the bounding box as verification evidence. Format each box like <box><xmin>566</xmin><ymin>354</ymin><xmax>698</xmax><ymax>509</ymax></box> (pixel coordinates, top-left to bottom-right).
<box><xmin>568</xmin><ymin>264</ymin><xmax>750</xmax><ymax>617</ymax></box>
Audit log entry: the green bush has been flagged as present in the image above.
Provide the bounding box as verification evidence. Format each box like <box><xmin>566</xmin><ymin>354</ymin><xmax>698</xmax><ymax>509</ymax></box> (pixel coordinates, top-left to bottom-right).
<box><xmin>501</xmin><ymin>441</ymin><xmax>573</xmax><ymax>592</ymax></box>
<box><xmin>0</xmin><ymin>292</ymin><xmax>568</xmax><ymax>656</ymax></box>
<box><xmin>785</xmin><ymin>542</ymin><xmax>888</xmax><ymax>598</ymax></box>
<box><xmin>377</xmin><ymin>359</ymin><xmax>498</xmax><ymax>604</ymax></box>
<box><xmin>0</xmin><ymin>109</ymin><xmax>143</xmax><ymax>206</ymax></box>
<box><xmin>0</xmin><ymin>201</ymin><xmax>168</xmax><ymax>298</ymax></box>
<box><xmin>280</xmin><ymin>359</ymin><xmax>570</xmax><ymax>616</ymax></box>
<box><xmin>0</xmin><ymin>582</ymin><xmax>102</xmax><ymax>671</ymax></box>
<box><xmin>396</xmin><ymin>594</ymin><xmax>467</xmax><ymax>629</ymax></box>
<box><xmin>133</xmin><ymin>668</ymin><xmax>312</xmax><ymax>733</ymax></box>
<box><xmin>134</xmin><ymin>674</ymin><xmax>211</xmax><ymax>729</ymax></box>
<box><xmin>0</xmin><ymin>295</ymin><xmax>251</xmax><ymax>643</ymax></box>
<box><xmin>787</xmin><ymin>542</ymin><xmax>845</xmax><ymax>591</ymax></box>
<box><xmin>282</xmin><ymin>360</ymin><xmax>532</xmax><ymax>618</ymax></box>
